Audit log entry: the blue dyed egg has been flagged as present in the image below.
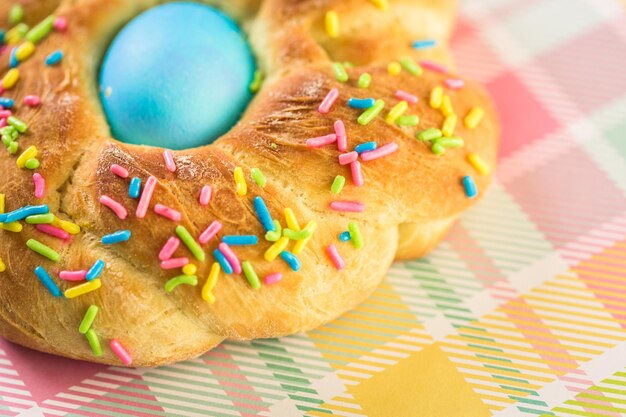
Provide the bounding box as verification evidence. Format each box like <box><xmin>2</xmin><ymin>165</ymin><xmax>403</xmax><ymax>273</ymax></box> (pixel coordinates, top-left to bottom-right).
<box><xmin>99</xmin><ymin>2</ymin><xmax>255</xmax><ymax>150</ymax></box>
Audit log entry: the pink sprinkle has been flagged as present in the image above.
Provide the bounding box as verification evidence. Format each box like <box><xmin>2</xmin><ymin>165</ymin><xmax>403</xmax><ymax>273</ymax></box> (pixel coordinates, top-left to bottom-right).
<box><xmin>199</xmin><ymin>185</ymin><xmax>212</xmax><ymax>206</ymax></box>
<box><xmin>0</xmin><ymin>110</ymin><xmax>11</xmax><ymax>118</ymax></box>
<box><xmin>334</xmin><ymin>120</ymin><xmax>347</xmax><ymax>152</ymax></box>
<box><xmin>318</xmin><ymin>88</ymin><xmax>339</xmax><ymax>114</ymax></box>
<box><xmin>0</xmin><ymin>46</ymin><xmax>6</xmax><ymax>57</ymax></box>
<box><xmin>110</xmin><ymin>339</ymin><xmax>132</xmax><ymax>366</ymax></box>
<box><xmin>263</xmin><ymin>272</ymin><xmax>283</xmax><ymax>285</ymax></box>
<box><xmin>159</xmin><ymin>237</ymin><xmax>180</xmax><ymax>261</ymax></box>
<box><xmin>360</xmin><ymin>142</ymin><xmax>399</xmax><ymax>162</ymax></box>
<box><xmin>199</xmin><ymin>220</ymin><xmax>222</xmax><ymax>244</ymax></box>
<box><xmin>326</xmin><ymin>244</ymin><xmax>345</xmax><ymax>270</ymax></box>
<box><xmin>23</xmin><ymin>95</ymin><xmax>41</xmax><ymax>107</ymax></box>
<box><xmin>154</xmin><ymin>204</ymin><xmax>182</xmax><ymax>222</ymax></box>
<box><xmin>99</xmin><ymin>195</ymin><xmax>128</xmax><ymax>220</ymax></box>
<box><xmin>218</xmin><ymin>243</ymin><xmax>242</xmax><ymax>275</ymax></box>
<box><xmin>0</xmin><ymin>118</ymin><xmax>6</xmax><ymax>128</ymax></box>
<box><xmin>0</xmin><ymin>86</ymin><xmax>4</xmax><ymax>95</ymax></box>
<box><xmin>33</xmin><ymin>173</ymin><xmax>45</xmax><ymax>199</ymax></box>
<box><xmin>110</xmin><ymin>164</ymin><xmax>129</xmax><ymax>179</ymax></box>
<box><xmin>136</xmin><ymin>176</ymin><xmax>157</xmax><ymax>219</ymax></box>
<box><xmin>329</xmin><ymin>201</ymin><xmax>365</xmax><ymax>212</ymax></box>
<box><xmin>53</xmin><ymin>17</ymin><xmax>68</xmax><ymax>32</ymax></box>
<box><xmin>420</xmin><ymin>60</ymin><xmax>448</xmax><ymax>74</ymax></box>
<box><xmin>395</xmin><ymin>90</ymin><xmax>418</xmax><ymax>104</ymax></box>
<box><xmin>163</xmin><ymin>150</ymin><xmax>176</xmax><ymax>173</ymax></box>
<box><xmin>59</xmin><ymin>270</ymin><xmax>87</xmax><ymax>281</ymax></box>
<box><xmin>338</xmin><ymin>151</ymin><xmax>358</xmax><ymax>165</ymax></box>
<box><xmin>160</xmin><ymin>257</ymin><xmax>189</xmax><ymax>270</ymax></box>
<box><xmin>444</xmin><ymin>78</ymin><xmax>465</xmax><ymax>90</ymax></box>
<box><xmin>350</xmin><ymin>161</ymin><xmax>364</xmax><ymax>186</ymax></box>
<box><xmin>306</xmin><ymin>133</ymin><xmax>337</xmax><ymax>148</ymax></box>
<box><xmin>36</xmin><ymin>224</ymin><xmax>69</xmax><ymax>240</ymax></box>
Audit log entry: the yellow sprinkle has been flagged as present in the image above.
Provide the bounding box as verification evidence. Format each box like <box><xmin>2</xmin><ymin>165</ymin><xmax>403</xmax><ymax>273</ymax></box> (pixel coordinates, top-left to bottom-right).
<box><xmin>65</xmin><ymin>279</ymin><xmax>102</xmax><ymax>299</ymax></box>
<box><xmin>325</xmin><ymin>11</ymin><xmax>339</xmax><ymax>38</ymax></box>
<box><xmin>0</xmin><ymin>258</ymin><xmax>5</xmax><ymax>272</ymax></box>
<box><xmin>387</xmin><ymin>61</ymin><xmax>401</xmax><ymax>76</ymax></box>
<box><xmin>284</xmin><ymin>208</ymin><xmax>300</xmax><ymax>231</ymax></box>
<box><xmin>264</xmin><ymin>237</ymin><xmax>289</xmax><ymax>262</ymax></box>
<box><xmin>293</xmin><ymin>221</ymin><xmax>317</xmax><ymax>255</ymax></box>
<box><xmin>5</xmin><ymin>24</ymin><xmax>27</xmax><ymax>45</ymax></box>
<box><xmin>0</xmin><ymin>194</ymin><xmax>4</xmax><ymax>213</ymax></box>
<box><xmin>1</xmin><ymin>222</ymin><xmax>22</xmax><ymax>233</ymax></box>
<box><xmin>202</xmin><ymin>262</ymin><xmax>220</xmax><ymax>304</ymax></box>
<box><xmin>369</xmin><ymin>0</ymin><xmax>389</xmax><ymax>10</ymax></box>
<box><xmin>1</xmin><ymin>69</ymin><xmax>20</xmax><ymax>90</ymax></box>
<box><xmin>234</xmin><ymin>167</ymin><xmax>247</xmax><ymax>196</ymax></box>
<box><xmin>386</xmin><ymin>100</ymin><xmax>408</xmax><ymax>124</ymax></box>
<box><xmin>182</xmin><ymin>264</ymin><xmax>197</xmax><ymax>276</ymax></box>
<box><xmin>441</xmin><ymin>94</ymin><xmax>455</xmax><ymax>117</ymax></box>
<box><xmin>430</xmin><ymin>86</ymin><xmax>443</xmax><ymax>109</ymax></box>
<box><xmin>15</xmin><ymin>41</ymin><xmax>35</xmax><ymax>62</ymax></box>
<box><xmin>467</xmin><ymin>153</ymin><xmax>491</xmax><ymax>175</ymax></box>
<box><xmin>51</xmin><ymin>217</ymin><xmax>81</xmax><ymax>234</ymax></box>
<box><xmin>465</xmin><ymin>106</ymin><xmax>485</xmax><ymax>129</ymax></box>
<box><xmin>442</xmin><ymin>114</ymin><xmax>458</xmax><ymax>137</ymax></box>
<box><xmin>16</xmin><ymin>145</ymin><xmax>37</xmax><ymax>168</ymax></box>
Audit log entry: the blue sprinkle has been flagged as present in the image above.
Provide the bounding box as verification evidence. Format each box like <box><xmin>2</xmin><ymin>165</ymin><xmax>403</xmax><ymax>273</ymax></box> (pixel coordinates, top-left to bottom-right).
<box><xmin>348</xmin><ymin>98</ymin><xmax>375</xmax><ymax>109</ymax></box>
<box><xmin>34</xmin><ymin>266</ymin><xmax>62</xmax><ymax>297</ymax></box>
<box><xmin>0</xmin><ymin>205</ymin><xmax>49</xmax><ymax>223</ymax></box>
<box><xmin>45</xmin><ymin>50</ymin><xmax>63</xmax><ymax>66</ymax></box>
<box><xmin>412</xmin><ymin>39</ymin><xmax>437</xmax><ymax>50</ymax></box>
<box><xmin>354</xmin><ymin>141</ymin><xmax>377</xmax><ymax>154</ymax></box>
<box><xmin>280</xmin><ymin>251</ymin><xmax>301</xmax><ymax>272</ymax></box>
<box><xmin>213</xmin><ymin>249</ymin><xmax>233</xmax><ymax>275</ymax></box>
<box><xmin>462</xmin><ymin>175</ymin><xmax>477</xmax><ymax>198</ymax></box>
<box><xmin>0</xmin><ymin>97</ymin><xmax>14</xmax><ymax>108</ymax></box>
<box><xmin>339</xmin><ymin>231</ymin><xmax>351</xmax><ymax>242</ymax></box>
<box><xmin>128</xmin><ymin>177</ymin><xmax>141</xmax><ymax>198</ymax></box>
<box><xmin>101</xmin><ymin>230</ymin><xmax>131</xmax><ymax>244</ymax></box>
<box><xmin>0</xmin><ymin>31</ymin><xmax>5</xmax><ymax>44</ymax></box>
<box><xmin>222</xmin><ymin>235</ymin><xmax>258</xmax><ymax>245</ymax></box>
<box><xmin>86</xmin><ymin>260</ymin><xmax>105</xmax><ymax>281</ymax></box>
<box><xmin>9</xmin><ymin>47</ymin><xmax>18</xmax><ymax>68</ymax></box>
<box><xmin>253</xmin><ymin>196</ymin><xmax>275</xmax><ymax>232</ymax></box>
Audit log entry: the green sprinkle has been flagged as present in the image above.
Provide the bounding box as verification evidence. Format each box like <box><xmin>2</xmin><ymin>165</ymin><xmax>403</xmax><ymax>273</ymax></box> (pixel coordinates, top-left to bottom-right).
<box><xmin>357</xmin><ymin>99</ymin><xmax>385</xmax><ymax>125</ymax></box>
<box><xmin>432</xmin><ymin>143</ymin><xmax>445</xmax><ymax>155</ymax></box>
<box><xmin>265</xmin><ymin>220</ymin><xmax>282</xmax><ymax>241</ymax></box>
<box><xmin>400</xmin><ymin>57</ymin><xmax>423</xmax><ymax>76</ymax></box>
<box><xmin>1</xmin><ymin>126</ymin><xmax>18</xmax><ymax>139</ymax></box>
<box><xmin>26</xmin><ymin>238</ymin><xmax>60</xmax><ymax>262</ymax></box>
<box><xmin>79</xmin><ymin>305</ymin><xmax>99</xmax><ymax>334</ymax></box>
<box><xmin>175</xmin><ymin>225</ymin><xmax>205</xmax><ymax>261</ymax></box>
<box><xmin>242</xmin><ymin>261</ymin><xmax>261</xmax><ymax>290</ymax></box>
<box><xmin>25</xmin><ymin>213</ymin><xmax>54</xmax><ymax>224</ymax></box>
<box><xmin>283</xmin><ymin>227</ymin><xmax>312</xmax><ymax>241</ymax></box>
<box><xmin>85</xmin><ymin>328</ymin><xmax>102</xmax><ymax>356</ymax></box>
<box><xmin>9</xmin><ymin>5</ymin><xmax>24</xmax><ymax>24</ymax></box>
<box><xmin>165</xmin><ymin>275</ymin><xmax>198</xmax><ymax>292</ymax></box>
<box><xmin>249</xmin><ymin>70</ymin><xmax>264</xmax><ymax>93</ymax></box>
<box><xmin>333</xmin><ymin>62</ymin><xmax>349</xmax><ymax>82</ymax></box>
<box><xmin>417</xmin><ymin>128</ymin><xmax>443</xmax><ymax>141</ymax></box>
<box><xmin>331</xmin><ymin>175</ymin><xmax>345</xmax><ymax>194</ymax></box>
<box><xmin>358</xmin><ymin>73</ymin><xmax>371</xmax><ymax>88</ymax></box>
<box><xmin>25</xmin><ymin>15</ymin><xmax>55</xmax><ymax>44</ymax></box>
<box><xmin>7</xmin><ymin>116</ymin><xmax>27</xmax><ymax>133</ymax></box>
<box><xmin>396</xmin><ymin>115</ymin><xmax>419</xmax><ymax>127</ymax></box>
<box><xmin>7</xmin><ymin>142</ymin><xmax>18</xmax><ymax>155</ymax></box>
<box><xmin>432</xmin><ymin>137</ymin><xmax>464</xmax><ymax>155</ymax></box>
<box><xmin>250</xmin><ymin>167</ymin><xmax>266</xmax><ymax>188</ymax></box>
<box><xmin>25</xmin><ymin>158</ymin><xmax>40</xmax><ymax>170</ymax></box>
<box><xmin>343</xmin><ymin>62</ymin><xmax>355</xmax><ymax>68</ymax></box>
<box><xmin>348</xmin><ymin>222</ymin><xmax>363</xmax><ymax>249</ymax></box>
<box><xmin>2</xmin><ymin>135</ymin><xmax>13</xmax><ymax>148</ymax></box>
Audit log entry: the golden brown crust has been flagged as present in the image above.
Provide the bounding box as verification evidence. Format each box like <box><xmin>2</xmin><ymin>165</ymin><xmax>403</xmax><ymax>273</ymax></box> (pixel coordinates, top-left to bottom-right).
<box><xmin>0</xmin><ymin>0</ymin><xmax>499</xmax><ymax>366</ymax></box>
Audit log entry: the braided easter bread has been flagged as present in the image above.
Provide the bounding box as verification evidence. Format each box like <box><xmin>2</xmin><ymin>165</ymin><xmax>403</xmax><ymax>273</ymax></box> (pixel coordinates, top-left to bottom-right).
<box><xmin>0</xmin><ymin>0</ymin><xmax>498</xmax><ymax>366</ymax></box>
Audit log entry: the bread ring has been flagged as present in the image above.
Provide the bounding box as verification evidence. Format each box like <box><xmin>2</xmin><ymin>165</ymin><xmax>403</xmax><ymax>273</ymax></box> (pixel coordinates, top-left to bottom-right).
<box><xmin>0</xmin><ymin>0</ymin><xmax>499</xmax><ymax>366</ymax></box>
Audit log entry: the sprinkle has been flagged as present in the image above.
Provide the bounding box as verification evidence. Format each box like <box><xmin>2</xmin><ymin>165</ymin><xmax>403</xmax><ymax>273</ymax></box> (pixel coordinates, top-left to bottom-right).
<box><xmin>64</xmin><ymin>279</ymin><xmax>102</xmax><ymax>299</ymax></box>
<box><xmin>369</xmin><ymin>0</ymin><xmax>388</xmax><ymax>9</ymax></box>
<box><xmin>333</xmin><ymin>62</ymin><xmax>349</xmax><ymax>82</ymax></box>
<box><xmin>325</xmin><ymin>11</ymin><xmax>339</xmax><ymax>38</ymax></box>
<box><xmin>241</xmin><ymin>261</ymin><xmax>261</xmax><ymax>289</ymax></box>
<box><xmin>253</xmin><ymin>196</ymin><xmax>275</xmax><ymax>232</ymax></box>
<box><xmin>23</xmin><ymin>95</ymin><xmax>41</xmax><ymax>107</ymax></box>
<box><xmin>5</xmin><ymin>24</ymin><xmax>28</xmax><ymax>45</ymax></box>
<box><xmin>338</xmin><ymin>151</ymin><xmax>358</xmax><ymax>165</ymax></box>
<box><xmin>0</xmin><ymin>98</ymin><xmax>14</xmax><ymax>108</ymax></box>
<box><xmin>15</xmin><ymin>41</ymin><xmax>35</xmax><ymax>62</ymax></box>
<box><xmin>85</xmin><ymin>329</ymin><xmax>102</xmax><ymax>356</ymax></box>
<box><xmin>265</xmin><ymin>220</ymin><xmax>282</xmax><ymax>241</ymax></box>
<box><xmin>110</xmin><ymin>164</ymin><xmax>129</xmax><ymax>178</ymax></box>
<box><xmin>163</xmin><ymin>150</ymin><xmax>176</xmax><ymax>172</ymax></box>
<box><xmin>199</xmin><ymin>220</ymin><xmax>222</xmax><ymax>244</ymax></box>
<box><xmin>463</xmin><ymin>175</ymin><xmax>478</xmax><ymax>198</ymax></box>
<box><xmin>250</xmin><ymin>168</ymin><xmax>266</xmax><ymax>188</ymax></box>
<box><xmin>128</xmin><ymin>177</ymin><xmax>141</xmax><ymax>198</ymax></box>
<box><xmin>280</xmin><ymin>251</ymin><xmax>302</xmax><ymax>272</ymax></box>
<box><xmin>326</xmin><ymin>244</ymin><xmax>346</xmax><ymax>270</ymax></box>
<box><xmin>182</xmin><ymin>263</ymin><xmax>197</xmax><ymax>276</ymax></box>
<box><xmin>329</xmin><ymin>201</ymin><xmax>365</xmax><ymax>212</ymax></box>
<box><xmin>165</xmin><ymin>274</ymin><xmax>198</xmax><ymax>292</ymax></box>
<box><xmin>218</xmin><ymin>243</ymin><xmax>242</xmax><ymax>274</ymax></box>
<box><xmin>339</xmin><ymin>231</ymin><xmax>351</xmax><ymax>242</ymax></box>
<box><xmin>36</xmin><ymin>224</ymin><xmax>68</xmax><ymax>240</ymax></box>
<box><xmin>45</xmin><ymin>50</ymin><xmax>63</xmax><ymax>66</ymax></box>
<box><xmin>198</xmin><ymin>185</ymin><xmax>212</xmax><ymax>206</ymax></box>
<box><xmin>99</xmin><ymin>195</ymin><xmax>128</xmax><ymax>220</ymax></box>
<box><xmin>441</xmin><ymin>95</ymin><xmax>455</xmax><ymax>117</ymax></box>
<box><xmin>160</xmin><ymin>257</ymin><xmax>189</xmax><ymax>270</ymax></box>
<box><xmin>331</xmin><ymin>175</ymin><xmax>346</xmax><ymax>194</ymax></box>
<box><xmin>9</xmin><ymin>5</ymin><xmax>24</xmax><ymax>24</ymax></box>
<box><xmin>109</xmin><ymin>339</ymin><xmax>132</xmax><ymax>366</ymax></box>
<box><xmin>0</xmin><ymin>68</ymin><xmax>18</xmax><ymax>89</ymax></box>
<box><xmin>154</xmin><ymin>204</ymin><xmax>182</xmax><ymax>222</ymax></box>
<box><xmin>26</xmin><ymin>239</ymin><xmax>59</xmax><ymax>262</ymax></box>
<box><xmin>16</xmin><ymin>145</ymin><xmax>37</xmax><ymax>168</ymax></box>
<box><xmin>360</xmin><ymin>142</ymin><xmax>398</xmax><ymax>161</ymax></box>
<box><xmin>249</xmin><ymin>70</ymin><xmax>264</xmax><ymax>93</ymax></box>
<box><xmin>467</xmin><ymin>153</ymin><xmax>490</xmax><ymax>175</ymax></box>
<box><xmin>357</xmin><ymin>99</ymin><xmax>385</xmax><ymax>125</ymax></box>
<box><xmin>420</xmin><ymin>60</ymin><xmax>448</xmax><ymax>74</ymax></box>
<box><xmin>306</xmin><ymin>133</ymin><xmax>337</xmax><ymax>148</ymax></box>
<box><xmin>25</xmin><ymin>213</ymin><xmax>54</xmax><ymax>224</ymax></box>
<box><xmin>358</xmin><ymin>73</ymin><xmax>371</xmax><ymax>89</ymax></box>
<box><xmin>348</xmin><ymin>222</ymin><xmax>363</xmax><ymax>249</ymax></box>
<box><xmin>265</xmin><ymin>237</ymin><xmax>289</xmax><ymax>261</ymax></box>
<box><xmin>350</xmin><ymin>161</ymin><xmax>364</xmax><ymax>186</ymax></box>
<box><xmin>0</xmin><ymin>204</ymin><xmax>48</xmax><ymax>223</ymax></box>
<box><xmin>318</xmin><ymin>88</ymin><xmax>339</xmax><ymax>114</ymax></box>
<box><xmin>101</xmin><ymin>230</ymin><xmax>131</xmax><ymax>244</ymax></box>
<box><xmin>213</xmin><ymin>249</ymin><xmax>233</xmax><ymax>274</ymax></box>
<box><xmin>234</xmin><ymin>167</ymin><xmax>247</xmax><ymax>196</ymax></box>
<box><xmin>386</xmin><ymin>100</ymin><xmax>408</xmax><ymax>124</ymax></box>
<box><xmin>332</xmin><ymin>120</ymin><xmax>347</xmax><ymax>151</ymax></box>
<box><xmin>283</xmin><ymin>227</ymin><xmax>312</xmax><ymax>241</ymax></box>
<box><xmin>284</xmin><ymin>208</ymin><xmax>300</xmax><ymax>230</ymax></box>
<box><xmin>86</xmin><ymin>260</ymin><xmax>105</xmax><ymax>281</ymax></box>
<box><xmin>412</xmin><ymin>39</ymin><xmax>437</xmax><ymax>50</ymax></box>
<box><xmin>202</xmin><ymin>262</ymin><xmax>221</xmax><ymax>303</ymax></box>
<box><xmin>348</xmin><ymin>98</ymin><xmax>375</xmax><ymax>109</ymax></box>
<box><xmin>222</xmin><ymin>235</ymin><xmax>258</xmax><ymax>245</ymax></box>
<box><xmin>431</xmin><ymin>137</ymin><xmax>464</xmax><ymax>155</ymax></box>
<box><xmin>0</xmin><ymin>258</ymin><xmax>5</xmax><ymax>272</ymax></box>
<box><xmin>417</xmin><ymin>128</ymin><xmax>442</xmax><ymax>142</ymax></box>
<box><xmin>387</xmin><ymin>61</ymin><xmax>401</xmax><ymax>75</ymax></box>
<box><xmin>442</xmin><ymin>114</ymin><xmax>458</xmax><ymax>137</ymax></box>
<box><xmin>430</xmin><ymin>86</ymin><xmax>443</xmax><ymax>109</ymax></box>
<box><xmin>78</xmin><ymin>305</ymin><xmax>99</xmax><ymax>334</ymax></box>
<box><xmin>59</xmin><ymin>270</ymin><xmax>87</xmax><ymax>281</ymax></box>
<box><xmin>136</xmin><ymin>175</ymin><xmax>157</xmax><ymax>218</ymax></box>
<box><xmin>397</xmin><ymin>115</ymin><xmax>419</xmax><ymax>127</ymax></box>
<box><xmin>464</xmin><ymin>106</ymin><xmax>485</xmax><ymax>129</ymax></box>
<box><xmin>0</xmin><ymin>221</ymin><xmax>22</xmax><ymax>233</ymax></box>
<box><xmin>158</xmin><ymin>237</ymin><xmax>180</xmax><ymax>261</ymax></box>
<box><xmin>25</xmin><ymin>158</ymin><xmax>40</xmax><ymax>170</ymax></box>
<box><xmin>53</xmin><ymin>17</ymin><xmax>68</xmax><ymax>32</ymax></box>
<box><xmin>400</xmin><ymin>58</ymin><xmax>423</xmax><ymax>76</ymax></box>
<box><xmin>263</xmin><ymin>272</ymin><xmax>282</xmax><ymax>285</ymax></box>
<box><xmin>34</xmin><ymin>266</ymin><xmax>62</xmax><ymax>297</ymax></box>
<box><xmin>176</xmin><ymin>225</ymin><xmax>205</xmax><ymax>262</ymax></box>
<box><xmin>445</xmin><ymin>78</ymin><xmax>465</xmax><ymax>90</ymax></box>
<box><xmin>26</xmin><ymin>16</ymin><xmax>55</xmax><ymax>44</ymax></box>
<box><xmin>53</xmin><ymin>217</ymin><xmax>80</xmax><ymax>234</ymax></box>
<box><xmin>395</xmin><ymin>90</ymin><xmax>418</xmax><ymax>104</ymax></box>
<box><xmin>33</xmin><ymin>173</ymin><xmax>45</xmax><ymax>199</ymax></box>
<box><xmin>292</xmin><ymin>221</ymin><xmax>317</xmax><ymax>255</ymax></box>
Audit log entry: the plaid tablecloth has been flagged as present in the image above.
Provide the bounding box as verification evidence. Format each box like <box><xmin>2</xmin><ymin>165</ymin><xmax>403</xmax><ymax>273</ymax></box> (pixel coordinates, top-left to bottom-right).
<box><xmin>2</xmin><ymin>0</ymin><xmax>626</xmax><ymax>416</ymax></box>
